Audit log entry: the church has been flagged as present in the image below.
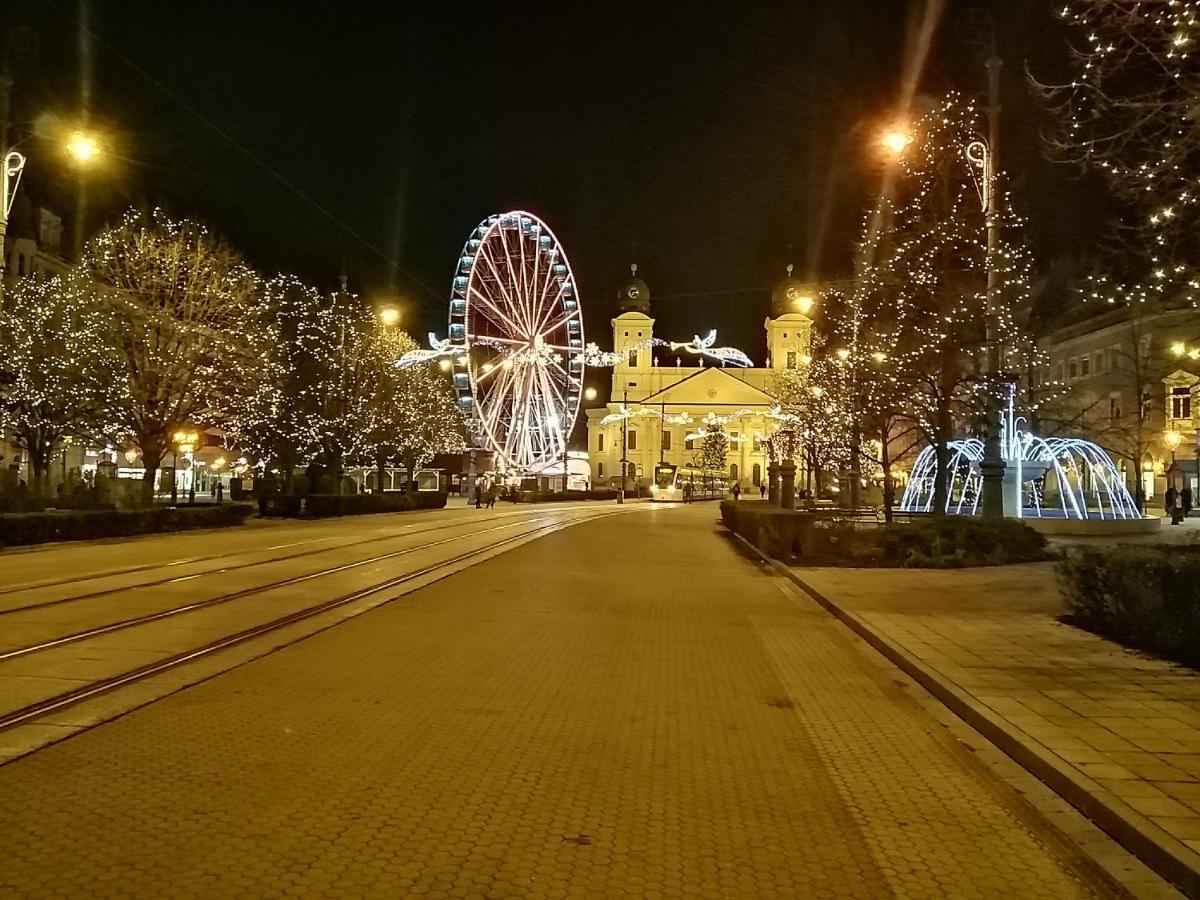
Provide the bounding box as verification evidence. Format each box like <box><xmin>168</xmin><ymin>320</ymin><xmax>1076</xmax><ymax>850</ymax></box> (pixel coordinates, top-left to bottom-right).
<box><xmin>585</xmin><ymin>266</ymin><xmax>818</xmax><ymax>491</ymax></box>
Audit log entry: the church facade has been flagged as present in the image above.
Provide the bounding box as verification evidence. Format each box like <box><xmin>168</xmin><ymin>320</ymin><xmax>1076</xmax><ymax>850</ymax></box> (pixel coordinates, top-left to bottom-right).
<box><xmin>585</xmin><ymin>267</ymin><xmax>817</xmax><ymax>490</ymax></box>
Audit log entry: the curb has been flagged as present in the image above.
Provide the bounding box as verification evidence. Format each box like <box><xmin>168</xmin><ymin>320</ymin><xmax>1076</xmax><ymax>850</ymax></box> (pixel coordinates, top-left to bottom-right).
<box><xmin>735</xmin><ymin>535</ymin><xmax>1200</xmax><ymax>899</ymax></box>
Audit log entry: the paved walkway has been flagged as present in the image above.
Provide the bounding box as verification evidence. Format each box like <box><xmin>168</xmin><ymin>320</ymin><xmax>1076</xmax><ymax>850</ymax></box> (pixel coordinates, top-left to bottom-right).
<box><xmin>791</xmin><ymin>562</ymin><xmax>1200</xmax><ymax>893</ymax></box>
<box><xmin>0</xmin><ymin>505</ymin><xmax>1120</xmax><ymax>897</ymax></box>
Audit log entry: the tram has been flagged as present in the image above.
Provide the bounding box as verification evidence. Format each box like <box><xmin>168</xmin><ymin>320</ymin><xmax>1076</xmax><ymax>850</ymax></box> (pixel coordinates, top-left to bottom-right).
<box><xmin>650</xmin><ymin>463</ymin><xmax>730</xmax><ymax>502</ymax></box>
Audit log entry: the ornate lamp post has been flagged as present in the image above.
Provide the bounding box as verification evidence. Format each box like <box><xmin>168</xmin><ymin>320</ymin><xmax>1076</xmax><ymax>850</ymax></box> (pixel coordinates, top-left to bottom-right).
<box><xmin>171</xmin><ymin>429</ymin><xmax>199</xmax><ymax>506</ymax></box>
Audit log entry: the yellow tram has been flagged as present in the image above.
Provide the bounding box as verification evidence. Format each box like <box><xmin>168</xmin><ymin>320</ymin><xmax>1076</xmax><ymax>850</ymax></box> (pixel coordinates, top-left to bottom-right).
<box><xmin>650</xmin><ymin>463</ymin><xmax>730</xmax><ymax>502</ymax></box>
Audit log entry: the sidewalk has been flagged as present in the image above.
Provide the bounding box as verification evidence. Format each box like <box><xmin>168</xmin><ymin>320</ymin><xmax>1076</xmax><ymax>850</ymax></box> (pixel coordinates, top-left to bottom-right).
<box><xmin>785</xmin><ymin>561</ymin><xmax>1200</xmax><ymax>895</ymax></box>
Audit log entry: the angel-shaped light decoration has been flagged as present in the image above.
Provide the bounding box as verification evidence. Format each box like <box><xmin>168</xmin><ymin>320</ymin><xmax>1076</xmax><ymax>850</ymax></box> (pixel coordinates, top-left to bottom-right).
<box><xmin>396</xmin><ymin>333</ymin><xmax>467</xmax><ymax>369</ymax></box>
<box><xmin>599</xmin><ymin>405</ymin><xmax>663</xmax><ymax>426</ymax></box>
<box><xmin>669</xmin><ymin>329</ymin><xmax>753</xmax><ymax>368</ymax></box>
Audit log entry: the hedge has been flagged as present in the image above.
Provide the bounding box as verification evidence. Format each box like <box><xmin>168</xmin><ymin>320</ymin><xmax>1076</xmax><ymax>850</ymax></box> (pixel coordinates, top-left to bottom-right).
<box><xmin>1058</xmin><ymin>545</ymin><xmax>1200</xmax><ymax>669</ymax></box>
<box><xmin>263</xmin><ymin>491</ymin><xmax>450</xmax><ymax>519</ymax></box>
<box><xmin>0</xmin><ymin>503</ymin><xmax>255</xmax><ymax>549</ymax></box>
<box><xmin>721</xmin><ymin>501</ymin><xmax>1048</xmax><ymax>567</ymax></box>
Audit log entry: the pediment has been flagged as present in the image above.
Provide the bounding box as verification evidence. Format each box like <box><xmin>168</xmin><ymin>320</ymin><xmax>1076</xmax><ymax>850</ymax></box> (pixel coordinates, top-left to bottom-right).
<box><xmin>640</xmin><ymin>367</ymin><xmax>776</xmax><ymax>407</ymax></box>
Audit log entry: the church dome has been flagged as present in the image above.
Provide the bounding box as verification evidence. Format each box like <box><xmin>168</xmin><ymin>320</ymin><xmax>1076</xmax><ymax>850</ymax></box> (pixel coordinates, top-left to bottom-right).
<box><xmin>770</xmin><ymin>264</ymin><xmax>816</xmax><ymax>318</ymax></box>
<box><xmin>616</xmin><ymin>263</ymin><xmax>651</xmax><ymax>314</ymax></box>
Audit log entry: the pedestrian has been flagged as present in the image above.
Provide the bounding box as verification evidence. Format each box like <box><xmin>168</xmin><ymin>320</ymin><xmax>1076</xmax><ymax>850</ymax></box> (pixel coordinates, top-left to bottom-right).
<box><xmin>487</xmin><ymin>480</ymin><xmax>498</xmax><ymax>509</ymax></box>
<box><xmin>732</xmin><ymin>482</ymin><xmax>741</xmax><ymax>501</ymax></box>
<box><xmin>1165</xmin><ymin>484</ymin><xmax>1179</xmax><ymax>524</ymax></box>
<box><xmin>759</xmin><ymin>482</ymin><xmax>766</xmax><ymax>500</ymax></box>
<box><xmin>1183</xmin><ymin>484</ymin><xmax>1194</xmax><ymax>520</ymax></box>
<box><xmin>683</xmin><ymin>482</ymin><xmax>691</xmax><ymax>504</ymax></box>
<box><xmin>216</xmin><ymin>482</ymin><xmax>224</xmax><ymax>503</ymax></box>
<box><xmin>474</xmin><ymin>478</ymin><xmax>483</xmax><ymax>509</ymax></box>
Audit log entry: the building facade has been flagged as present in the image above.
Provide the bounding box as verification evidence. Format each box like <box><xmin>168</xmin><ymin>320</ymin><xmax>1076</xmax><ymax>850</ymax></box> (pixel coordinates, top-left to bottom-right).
<box><xmin>1039</xmin><ymin>305</ymin><xmax>1200</xmax><ymax>503</ymax></box>
<box><xmin>585</xmin><ymin>267</ymin><xmax>816</xmax><ymax>490</ymax></box>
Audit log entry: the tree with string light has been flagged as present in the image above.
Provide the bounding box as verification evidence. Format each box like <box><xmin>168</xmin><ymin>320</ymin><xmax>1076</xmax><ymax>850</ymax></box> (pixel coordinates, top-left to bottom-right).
<box><xmin>874</xmin><ymin>94</ymin><xmax>1035</xmax><ymax>514</ymax></box>
<box><xmin>80</xmin><ymin>209</ymin><xmax>264</xmax><ymax>500</ymax></box>
<box><xmin>0</xmin><ymin>275</ymin><xmax>124</xmax><ymax>503</ymax></box>
<box><xmin>1036</xmin><ymin>1</ymin><xmax>1199</xmax><ymax>305</ymax></box>
<box><xmin>699</xmin><ymin>424</ymin><xmax>729</xmax><ymax>474</ymax></box>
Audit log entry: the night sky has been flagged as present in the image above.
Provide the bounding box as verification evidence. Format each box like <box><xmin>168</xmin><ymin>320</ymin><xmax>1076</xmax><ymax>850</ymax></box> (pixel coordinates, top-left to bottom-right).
<box><xmin>7</xmin><ymin>0</ymin><xmax>1107</xmax><ymax>368</ymax></box>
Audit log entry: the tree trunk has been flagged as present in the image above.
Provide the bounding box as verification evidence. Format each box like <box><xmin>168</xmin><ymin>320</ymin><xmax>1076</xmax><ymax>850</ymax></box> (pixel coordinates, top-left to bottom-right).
<box><xmin>881</xmin><ymin>424</ymin><xmax>894</xmax><ymax>523</ymax></box>
<box><xmin>26</xmin><ymin>437</ymin><xmax>51</xmax><ymax>507</ymax></box>
<box><xmin>376</xmin><ymin>449</ymin><xmax>387</xmax><ymax>494</ymax></box>
<box><xmin>407</xmin><ymin>459</ymin><xmax>417</xmax><ymax>495</ymax></box>
<box><xmin>933</xmin><ymin>395</ymin><xmax>952</xmax><ymax>517</ymax></box>
<box><xmin>138</xmin><ymin>434</ymin><xmax>165</xmax><ymax>507</ymax></box>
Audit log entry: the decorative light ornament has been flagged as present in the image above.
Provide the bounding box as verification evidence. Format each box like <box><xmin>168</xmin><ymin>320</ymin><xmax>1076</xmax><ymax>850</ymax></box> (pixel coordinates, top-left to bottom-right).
<box><xmin>668</xmin><ymin>329</ymin><xmax>753</xmax><ymax>367</ymax></box>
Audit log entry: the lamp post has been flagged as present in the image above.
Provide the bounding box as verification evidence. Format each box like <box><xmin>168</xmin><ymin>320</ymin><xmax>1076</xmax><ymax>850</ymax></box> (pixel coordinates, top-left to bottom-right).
<box><xmin>1165</xmin><ymin>429</ymin><xmax>1182</xmax><ymax>467</ymax></box>
<box><xmin>619</xmin><ymin>388</ymin><xmax>628</xmax><ymax>505</ymax></box>
<box><xmin>171</xmin><ymin>429</ymin><xmax>198</xmax><ymax>506</ymax></box>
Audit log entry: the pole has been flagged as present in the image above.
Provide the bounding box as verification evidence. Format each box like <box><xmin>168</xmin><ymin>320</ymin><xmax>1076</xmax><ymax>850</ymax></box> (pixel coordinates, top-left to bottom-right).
<box><xmin>979</xmin><ymin>51</ymin><xmax>1007</xmax><ymax>519</ymax></box>
<box><xmin>0</xmin><ymin>69</ymin><xmax>12</xmax><ymax>290</ymax></box>
<box><xmin>618</xmin><ymin>388</ymin><xmax>627</xmax><ymax>504</ymax></box>
<box><xmin>170</xmin><ymin>449</ymin><xmax>178</xmax><ymax>506</ymax></box>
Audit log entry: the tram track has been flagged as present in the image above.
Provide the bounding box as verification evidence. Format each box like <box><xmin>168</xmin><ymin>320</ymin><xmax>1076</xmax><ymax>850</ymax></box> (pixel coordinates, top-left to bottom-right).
<box><xmin>0</xmin><ymin>515</ymin><xmax>551</xmax><ymax>661</ymax></box>
<box><xmin>0</xmin><ymin>508</ymin><xmax>621</xmax><ymax>734</ymax></box>
<box><xmin>0</xmin><ymin>504</ymin><xmax>598</xmax><ymax>616</ymax></box>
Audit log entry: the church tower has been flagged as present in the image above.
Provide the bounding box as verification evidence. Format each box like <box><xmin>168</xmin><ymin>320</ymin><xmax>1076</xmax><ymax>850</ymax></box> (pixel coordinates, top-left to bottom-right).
<box><xmin>765</xmin><ymin>264</ymin><xmax>816</xmax><ymax>372</ymax></box>
<box><xmin>612</xmin><ymin>264</ymin><xmax>654</xmax><ymax>399</ymax></box>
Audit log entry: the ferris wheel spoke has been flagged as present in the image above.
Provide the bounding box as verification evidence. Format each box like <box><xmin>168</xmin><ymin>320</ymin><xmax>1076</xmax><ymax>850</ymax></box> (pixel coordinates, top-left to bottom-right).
<box><xmin>468</xmin><ymin>285</ymin><xmax>523</xmax><ymax>339</ymax></box>
<box><xmin>477</xmin><ymin>246</ymin><xmax>522</xmax><ymax>329</ymax></box>
<box><xmin>499</xmin><ymin>230</ymin><xmax>532</xmax><ymax>336</ymax></box>
<box><xmin>532</xmin><ymin>277</ymin><xmax>572</xmax><ymax>338</ymax></box>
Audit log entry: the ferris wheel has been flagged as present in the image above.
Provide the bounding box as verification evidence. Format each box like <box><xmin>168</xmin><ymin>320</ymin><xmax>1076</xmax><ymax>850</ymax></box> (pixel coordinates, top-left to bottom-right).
<box><xmin>448</xmin><ymin>211</ymin><xmax>586</xmax><ymax>473</ymax></box>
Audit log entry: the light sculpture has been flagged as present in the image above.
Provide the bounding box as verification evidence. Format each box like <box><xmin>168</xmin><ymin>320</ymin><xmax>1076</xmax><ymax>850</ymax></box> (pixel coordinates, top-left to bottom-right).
<box><xmin>900</xmin><ymin>393</ymin><xmax>1142</xmax><ymax>519</ymax></box>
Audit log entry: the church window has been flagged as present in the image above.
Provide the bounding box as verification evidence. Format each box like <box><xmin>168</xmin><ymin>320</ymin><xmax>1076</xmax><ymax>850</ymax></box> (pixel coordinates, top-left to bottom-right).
<box><xmin>637</xmin><ymin>331</ymin><xmax>642</xmax><ymax>337</ymax></box>
<box><xmin>661</xmin><ymin>430</ymin><xmax>672</xmax><ymax>451</ymax></box>
<box><xmin>786</xmin><ymin>351</ymin><xmax>797</xmax><ymax>369</ymax></box>
<box><xmin>1171</xmin><ymin>386</ymin><xmax>1191</xmax><ymax>421</ymax></box>
<box><xmin>598</xmin><ymin>433</ymin><xmax>604</xmax><ymax>452</ymax></box>
<box><xmin>624</xmin><ymin>331</ymin><xmax>629</xmax><ymax>337</ymax></box>
<box><xmin>627</xmin><ymin>429</ymin><xmax>637</xmax><ymax>451</ymax></box>
<box><xmin>752</xmin><ymin>463</ymin><xmax>761</xmax><ymax>486</ymax></box>
<box><xmin>685</xmin><ymin>435</ymin><xmax>695</xmax><ymax>451</ymax></box>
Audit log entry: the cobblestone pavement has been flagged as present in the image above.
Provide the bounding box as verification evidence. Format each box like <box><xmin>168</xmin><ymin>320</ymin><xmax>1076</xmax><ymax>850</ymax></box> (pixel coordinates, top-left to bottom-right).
<box><xmin>795</xmin><ymin>563</ymin><xmax>1200</xmax><ymax>876</ymax></box>
<box><xmin>0</xmin><ymin>506</ymin><xmax>1119</xmax><ymax>898</ymax></box>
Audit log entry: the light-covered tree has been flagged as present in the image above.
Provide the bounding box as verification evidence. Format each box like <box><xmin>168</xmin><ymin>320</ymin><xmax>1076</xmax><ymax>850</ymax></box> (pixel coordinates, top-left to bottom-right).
<box><xmin>386</xmin><ymin>359</ymin><xmax>467</xmax><ymax>491</ymax></box>
<box><xmin>699</xmin><ymin>425</ymin><xmax>729</xmax><ymax>474</ymax></box>
<box><xmin>0</xmin><ymin>275</ymin><xmax>124</xmax><ymax>499</ymax></box>
<box><xmin>81</xmin><ymin>209</ymin><xmax>264</xmax><ymax>497</ymax></box>
<box><xmin>1036</xmin><ymin>1</ymin><xmax>1200</xmax><ymax>303</ymax></box>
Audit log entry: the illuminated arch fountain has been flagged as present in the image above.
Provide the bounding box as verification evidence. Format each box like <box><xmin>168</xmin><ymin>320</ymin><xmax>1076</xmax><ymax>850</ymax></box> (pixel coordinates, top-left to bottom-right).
<box><xmin>900</xmin><ymin>394</ymin><xmax>1151</xmax><ymax>529</ymax></box>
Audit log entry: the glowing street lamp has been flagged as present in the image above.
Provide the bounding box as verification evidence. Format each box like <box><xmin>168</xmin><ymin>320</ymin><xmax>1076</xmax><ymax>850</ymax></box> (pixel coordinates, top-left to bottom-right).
<box><xmin>377</xmin><ymin>305</ymin><xmax>400</xmax><ymax>327</ymax></box>
<box><xmin>880</xmin><ymin>129</ymin><xmax>912</xmax><ymax>157</ymax></box>
<box><xmin>584</xmin><ymin>386</ymin><xmax>598</xmax><ymax>402</ymax></box>
<box><xmin>171</xmin><ymin>429</ymin><xmax>199</xmax><ymax>505</ymax></box>
<box><xmin>66</xmin><ymin>131</ymin><xmax>100</xmax><ymax>164</ymax></box>
<box><xmin>1164</xmin><ymin>429</ymin><xmax>1183</xmax><ymax>464</ymax></box>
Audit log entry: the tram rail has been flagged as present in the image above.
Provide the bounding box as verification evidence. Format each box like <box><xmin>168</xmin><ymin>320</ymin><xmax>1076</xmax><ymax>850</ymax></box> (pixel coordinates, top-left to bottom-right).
<box><xmin>0</xmin><ymin>509</ymin><xmax>619</xmax><ymax>734</ymax></box>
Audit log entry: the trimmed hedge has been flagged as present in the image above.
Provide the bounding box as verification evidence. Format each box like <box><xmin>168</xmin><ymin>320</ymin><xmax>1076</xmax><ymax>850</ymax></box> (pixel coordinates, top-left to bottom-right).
<box><xmin>1058</xmin><ymin>545</ymin><xmax>1200</xmax><ymax>669</ymax></box>
<box><xmin>265</xmin><ymin>491</ymin><xmax>449</xmax><ymax>519</ymax></box>
<box><xmin>0</xmin><ymin>503</ymin><xmax>255</xmax><ymax>549</ymax></box>
<box><xmin>721</xmin><ymin>501</ymin><xmax>1048</xmax><ymax>567</ymax></box>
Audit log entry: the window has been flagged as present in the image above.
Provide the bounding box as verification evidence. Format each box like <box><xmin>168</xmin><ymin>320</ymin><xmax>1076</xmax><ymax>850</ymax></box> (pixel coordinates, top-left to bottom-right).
<box><xmin>628</xmin><ymin>350</ymin><xmax>638</xmax><ymax>368</ymax></box>
<box><xmin>598</xmin><ymin>433</ymin><xmax>604</xmax><ymax>453</ymax></box>
<box><xmin>661</xmin><ymin>430</ymin><xmax>672</xmax><ymax>451</ymax></box>
<box><xmin>1080</xmin><ymin>355</ymin><xmax>1090</xmax><ymax>377</ymax></box>
<box><xmin>627</xmin><ymin>429</ymin><xmax>637</xmax><ymax>451</ymax></box>
<box><xmin>752</xmin><ymin>463</ymin><xmax>761</xmax><ymax>486</ymax></box>
<box><xmin>1093</xmin><ymin>351</ymin><xmax>1104</xmax><ymax>374</ymax></box>
<box><xmin>1110</xmin><ymin>345</ymin><xmax>1122</xmax><ymax>370</ymax></box>
<box><xmin>730</xmin><ymin>463</ymin><xmax>739</xmax><ymax>482</ymax></box>
<box><xmin>1109</xmin><ymin>393</ymin><xmax>1122</xmax><ymax>422</ymax></box>
<box><xmin>624</xmin><ymin>331</ymin><xmax>629</xmax><ymax>337</ymax></box>
<box><xmin>786</xmin><ymin>350</ymin><xmax>797</xmax><ymax>369</ymax></box>
<box><xmin>685</xmin><ymin>435</ymin><xmax>695</xmax><ymax>451</ymax></box>
<box><xmin>730</xmin><ymin>430</ymin><xmax>739</xmax><ymax>445</ymax></box>
<box><xmin>1171</xmin><ymin>386</ymin><xmax>1191</xmax><ymax>421</ymax></box>
<box><xmin>1068</xmin><ymin>359</ymin><xmax>1078</xmax><ymax>380</ymax></box>
<box><xmin>637</xmin><ymin>331</ymin><xmax>642</xmax><ymax>337</ymax></box>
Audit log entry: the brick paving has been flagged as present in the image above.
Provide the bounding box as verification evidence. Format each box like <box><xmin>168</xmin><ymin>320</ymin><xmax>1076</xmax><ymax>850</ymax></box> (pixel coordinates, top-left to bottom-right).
<box><xmin>0</xmin><ymin>507</ymin><xmax>1118</xmax><ymax>897</ymax></box>
<box><xmin>793</xmin><ymin>562</ymin><xmax>1200</xmax><ymax>878</ymax></box>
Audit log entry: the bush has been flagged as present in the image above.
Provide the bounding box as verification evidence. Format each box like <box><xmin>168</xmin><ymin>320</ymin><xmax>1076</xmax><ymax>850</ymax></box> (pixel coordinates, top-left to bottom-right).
<box><xmin>294</xmin><ymin>491</ymin><xmax>448</xmax><ymax>519</ymax></box>
<box><xmin>1058</xmin><ymin>545</ymin><xmax>1200</xmax><ymax>669</ymax></box>
<box><xmin>0</xmin><ymin>503</ymin><xmax>255</xmax><ymax>549</ymax></box>
<box><xmin>721</xmin><ymin>502</ymin><xmax>1048</xmax><ymax>567</ymax></box>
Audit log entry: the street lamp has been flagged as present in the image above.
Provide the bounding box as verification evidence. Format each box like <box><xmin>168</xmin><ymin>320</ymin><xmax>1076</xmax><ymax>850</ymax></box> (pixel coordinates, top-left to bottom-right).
<box><xmin>377</xmin><ymin>305</ymin><xmax>400</xmax><ymax>327</ymax></box>
<box><xmin>880</xmin><ymin>129</ymin><xmax>913</xmax><ymax>157</ymax></box>
<box><xmin>584</xmin><ymin>386</ymin><xmax>598</xmax><ymax>402</ymax></box>
<box><xmin>171</xmin><ymin>429</ymin><xmax>199</xmax><ymax>506</ymax></box>
<box><xmin>66</xmin><ymin>131</ymin><xmax>100</xmax><ymax>164</ymax></box>
<box><xmin>1164</xmin><ymin>430</ymin><xmax>1182</xmax><ymax>464</ymax></box>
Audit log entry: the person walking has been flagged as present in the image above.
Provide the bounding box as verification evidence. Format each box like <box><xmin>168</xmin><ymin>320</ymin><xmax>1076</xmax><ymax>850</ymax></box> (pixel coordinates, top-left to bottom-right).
<box><xmin>759</xmin><ymin>482</ymin><xmax>766</xmax><ymax>500</ymax></box>
<box><xmin>216</xmin><ymin>482</ymin><xmax>224</xmax><ymax>503</ymax></box>
<box><xmin>732</xmin><ymin>482</ymin><xmax>741</xmax><ymax>501</ymax></box>
<box><xmin>487</xmin><ymin>480</ymin><xmax>499</xmax><ymax>509</ymax></box>
<box><xmin>1183</xmin><ymin>484</ymin><xmax>1194</xmax><ymax>520</ymax></box>
<box><xmin>474</xmin><ymin>477</ymin><xmax>484</xmax><ymax>509</ymax></box>
<box><xmin>1165</xmin><ymin>484</ymin><xmax>1179</xmax><ymax>524</ymax></box>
